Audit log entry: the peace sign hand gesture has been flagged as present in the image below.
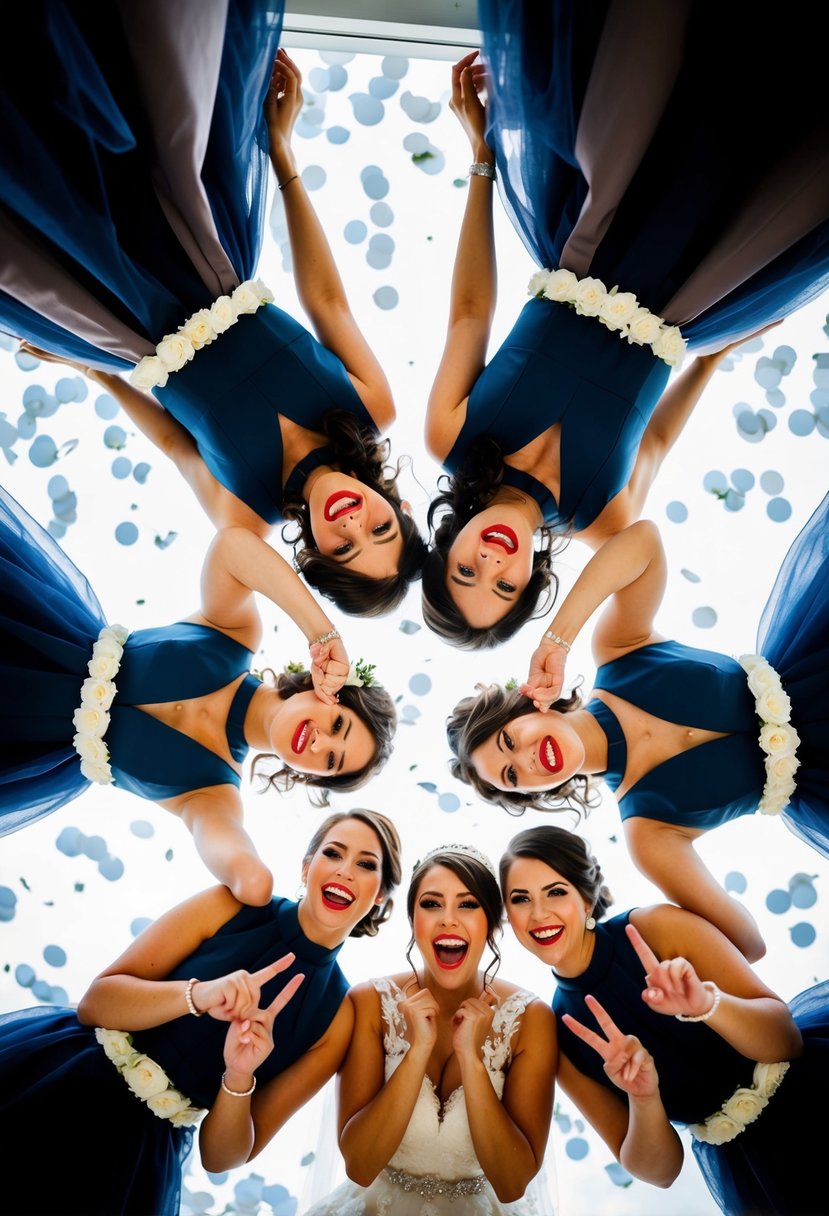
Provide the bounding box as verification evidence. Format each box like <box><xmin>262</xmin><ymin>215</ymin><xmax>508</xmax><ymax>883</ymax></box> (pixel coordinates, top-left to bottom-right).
<box><xmin>626</xmin><ymin>923</ymin><xmax>716</xmax><ymax>1020</ymax></box>
<box><xmin>222</xmin><ymin>968</ymin><xmax>305</xmax><ymax>1079</ymax></box>
<box><xmin>562</xmin><ymin>994</ymin><xmax>659</xmax><ymax>1100</ymax></box>
<box><xmin>192</xmin><ymin>954</ymin><xmax>300</xmax><ymax>1022</ymax></box>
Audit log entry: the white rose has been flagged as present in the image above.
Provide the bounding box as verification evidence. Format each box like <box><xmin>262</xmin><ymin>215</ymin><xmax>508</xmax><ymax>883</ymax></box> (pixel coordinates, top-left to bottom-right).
<box><xmin>738</xmin><ymin>653</ymin><xmax>765</xmax><ymax>674</ymax></box>
<box><xmin>723</xmin><ymin>1086</ymin><xmax>766</xmax><ymax>1126</ymax></box>
<box><xmin>759</xmin><ymin>721</ymin><xmax>799</xmax><ymax>759</ymax></box>
<box><xmin>756</xmin><ymin>685</ymin><xmax>792</xmax><ymax>726</ymax></box>
<box><xmin>572</xmin><ymin>276</ymin><xmax>607</xmax><ymax>317</ymax></box>
<box><xmin>91</xmin><ymin>634</ymin><xmax>123</xmax><ymax>664</ymax></box>
<box><xmin>79</xmin><ymin>756</ymin><xmax>113</xmax><ymax>784</ymax></box>
<box><xmin>73</xmin><ymin>704</ymin><xmax>110</xmax><ymax>735</ymax></box>
<box><xmin>169</xmin><ymin>1106</ymin><xmax>203</xmax><ymax>1128</ymax></box>
<box><xmin>746</xmin><ymin>662</ymin><xmax>778</xmax><ymax>697</ymax></box>
<box><xmin>87</xmin><ymin>650</ymin><xmax>120</xmax><ymax>681</ymax></box>
<box><xmin>156</xmin><ymin>332</ymin><xmax>195</xmax><ymax>373</ymax></box>
<box><xmin>767</xmin><ymin>754</ymin><xmax>800</xmax><ymax>782</ymax></box>
<box><xmin>758</xmin><ymin>785</ymin><xmax>792</xmax><ymax>815</ymax></box>
<box><xmin>250</xmin><ymin>277</ymin><xmax>274</xmax><ymax>304</ymax></box>
<box><xmin>130</xmin><ymin>356</ymin><xmax>168</xmax><ymax>391</ymax></box>
<box><xmin>179</xmin><ymin>309</ymin><xmax>217</xmax><ymax>350</ymax></box>
<box><xmin>598</xmin><ymin>290</ymin><xmax>639</xmax><ymax>332</ymax></box>
<box><xmin>101</xmin><ymin>624</ymin><xmax>129</xmax><ymax>646</ymax></box>
<box><xmin>626</xmin><ymin>308</ymin><xmax>663</xmax><ymax>347</ymax></box>
<box><xmin>753</xmin><ymin>1060</ymin><xmax>789</xmax><ymax>1099</ymax></box>
<box><xmin>694</xmin><ymin>1111</ymin><xmax>743</xmax><ymax>1145</ymax></box>
<box><xmin>72</xmin><ymin>733</ymin><xmax>109</xmax><ymax>763</ymax></box>
<box><xmin>528</xmin><ymin>269</ymin><xmax>551</xmax><ymax>297</ymax></box>
<box><xmin>123</xmin><ymin>1055</ymin><xmax>170</xmax><ymax>1100</ymax></box>
<box><xmin>80</xmin><ymin>676</ymin><xmax>116</xmax><ymax>712</ymax></box>
<box><xmin>231</xmin><ymin>282</ymin><xmax>261</xmax><ymax>314</ymax></box>
<box><xmin>543</xmin><ymin>268</ymin><xmax>579</xmax><ymax>302</ymax></box>
<box><xmin>95</xmin><ymin>1027</ymin><xmax>135</xmax><ymax>1067</ymax></box>
<box><xmin>652</xmin><ymin>324</ymin><xmax>687</xmax><ymax>366</ymax></box>
<box><xmin>209</xmin><ymin>295</ymin><xmax>238</xmax><ymax>333</ymax></box>
<box><xmin>146</xmin><ymin>1087</ymin><xmax>191</xmax><ymax>1120</ymax></box>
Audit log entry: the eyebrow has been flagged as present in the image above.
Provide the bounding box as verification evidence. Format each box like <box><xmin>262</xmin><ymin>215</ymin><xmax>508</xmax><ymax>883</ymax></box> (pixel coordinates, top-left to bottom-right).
<box><xmin>336</xmin><ymin>717</ymin><xmax>352</xmax><ymax>774</ymax></box>
<box><xmin>334</xmin><ymin>530</ymin><xmax>400</xmax><ymax>564</ymax></box>
<box><xmin>419</xmin><ymin>888</ymin><xmax>474</xmax><ymax>899</ymax></box>
<box><xmin>494</xmin><ymin>732</ymin><xmax>513</xmax><ymax>788</ymax></box>
<box><xmin>449</xmin><ymin>575</ymin><xmax>513</xmax><ymax>602</ymax></box>
<box><xmin>508</xmin><ymin>882</ymin><xmax>568</xmax><ymax>896</ymax></box>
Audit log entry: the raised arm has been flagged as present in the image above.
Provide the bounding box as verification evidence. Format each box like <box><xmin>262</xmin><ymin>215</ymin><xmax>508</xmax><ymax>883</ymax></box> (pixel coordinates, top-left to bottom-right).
<box><xmin>521</xmin><ymin>519</ymin><xmax>667</xmax><ymax>708</ymax></box>
<box><xmin>424</xmin><ymin>52</ymin><xmax>497</xmax><ymax>461</ymax></box>
<box><xmin>265</xmin><ymin>51</ymin><xmax>394</xmax><ymax>428</ymax></box>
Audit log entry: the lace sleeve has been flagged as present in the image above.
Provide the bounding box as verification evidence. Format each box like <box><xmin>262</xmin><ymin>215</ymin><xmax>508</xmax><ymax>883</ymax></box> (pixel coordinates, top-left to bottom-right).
<box><xmin>482</xmin><ymin>988</ymin><xmax>537</xmax><ymax>1074</ymax></box>
<box><xmin>373</xmin><ymin>976</ymin><xmax>410</xmax><ymax>1060</ymax></box>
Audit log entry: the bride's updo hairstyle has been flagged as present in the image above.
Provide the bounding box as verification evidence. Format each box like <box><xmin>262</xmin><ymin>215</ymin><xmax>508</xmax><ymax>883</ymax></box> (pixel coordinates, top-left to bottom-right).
<box><xmin>499</xmin><ymin>826</ymin><xmax>614</xmax><ymax>924</ymax></box>
<box><xmin>406</xmin><ymin>844</ymin><xmax>504</xmax><ymax>987</ymax></box>
<box><xmin>281</xmin><ymin>411</ymin><xmax>427</xmax><ymax>617</ymax></box>
<box><xmin>251</xmin><ymin>669</ymin><xmax>396</xmax><ymax>802</ymax></box>
<box><xmin>447</xmin><ymin>682</ymin><xmax>599</xmax><ymax>816</ymax></box>
<box><xmin>422</xmin><ymin>437</ymin><xmax>558</xmax><ymax>649</ymax></box>
<box><xmin>303</xmin><ymin>808</ymin><xmax>403</xmax><ymax>938</ymax></box>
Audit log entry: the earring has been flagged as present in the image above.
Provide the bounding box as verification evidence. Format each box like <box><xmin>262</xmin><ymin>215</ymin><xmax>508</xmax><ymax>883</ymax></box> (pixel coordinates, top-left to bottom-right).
<box><xmin>585</xmin><ymin>915</ymin><xmax>596</xmax><ymax>931</ymax></box>
<box><xmin>295</xmin><ymin>882</ymin><xmax>307</xmax><ymax>901</ymax></box>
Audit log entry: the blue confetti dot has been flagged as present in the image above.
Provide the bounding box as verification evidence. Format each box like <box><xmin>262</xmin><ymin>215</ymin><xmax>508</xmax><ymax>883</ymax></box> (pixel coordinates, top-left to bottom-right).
<box><xmin>789</xmin><ymin>410</ymin><xmax>815</xmax><ymax>437</ymax></box>
<box><xmin>438</xmin><ymin>793</ymin><xmax>461</xmax><ymax>813</ymax></box>
<box><xmin>48</xmin><ymin>474</ymin><xmax>69</xmax><ymax>500</ymax></box>
<box><xmin>301</xmin><ymin>165</ymin><xmax>326</xmax><ymax>191</ymax></box>
<box><xmin>99</xmin><ymin>855</ymin><xmax>125</xmax><ymax>882</ymax></box>
<box><xmin>115</xmin><ymin>521</ymin><xmax>139</xmax><ymax>546</ymax></box>
<box><xmin>133</xmin><ymin>462</ymin><xmax>151</xmax><ymax>484</ymax></box>
<box><xmin>403</xmin><ymin>132</ymin><xmax>430</xmax><ymax>155</ymax></box>
<box><xmin>15</xmin><ymin>350</ymin><xmax>41</xmax><ymax>371</ymax></box>
<box><xmin>753</xmin><ymin>358</ymin><xmax>781</xmax><ymax>390</ymax></box>
<box><xmin>47</xmin><ymin>520</ymin><xmax>67</xmax><ymax>540</ymax></box>
<box><xmin>308</xmin><ymin>67</ymin><xmax>330</xmax><ymax>92</ymax></box>
<box><xmin>0</xmin><ymin>886</ymin><xmax>16</xmax><ymax>908</ymax></box>
<box><xmin>326</xmin><ymin>126</ymin><xmax>350</xmax><ymax>145</ymax></box>
<box><xmin>790</xmin><ymin>922</ymin><xmax>816</xmax><ymax>948</ymax></box>
<box><xmin>766</xmin><ymin>888</ymin><xmax>791</xmax><ymax>915</ymax></box>
<box><xmin>95</xmin><ymin>393</ymin><xmax>119</xmax><ymax>420</ymax></box>
<box><xmin>790</xmin><ymin>876</ymin><xmax>817</xmax><ymax>909</ymax></box>
<box><xmin>43</xmin><ymin>944</ymin><xmax>67</xmax><ymax>968</ymax></box>
<box><xmin>760</xmin><ymin>470</ymin><xmax>784</xmax><ymax>495</ymax></box>
<box><xmin>112</xmin><ymin>456</ymin><xmax>132</xmax><ymax>479</ymax></box>
<box><xmin>56</xmin><ymin>826</ymin><xmax>84</xmax><ymax>857</ymax></box>
<box><xmin>15</xmin><ymin>963</ymin><xmax>36</xmax><ymax>988</ymax></box>
<box><xmin>605</xmin><ymin>1162</ymin><xmax>634</xmax><ymax>1187</ymax></box>
<box><xmin>757</xmin><ymin>409</ymin><xmax>777</xmax><ymax>432</ymax></box>
<box><xmin>417</xmin><ymin>782</ymin><xmax>437</xmax><ymax>794</ymax></box>
<box><xmin>565</xmin><ymin>1137</ymin><xmax>590</xmax><ymax>1161</ymax></box>
<box><xmin>382</xmin><ymin>55</ymin><xmax>409</xmax><ymax>80</ymax></box>
<box><xmin>409</xmin><ymin>673</ymin><xmax>432</xmax><ymax>695</ymax></box>
<box><xmin>692</xmin><ymin>606</ymin><xmax>717</xmax><ymax>629</ymax></box>
<box><xmin>327</xmin><ymin>65</ymin><xmax>348</xmax><ymax>91</ymax></box>
<box><xmin>772</xmin><ymin>344</ymin><xmax>796</xmax><ymax>373</ymax></box>
<box><xmin>731</xmin><ymin>468</ymin><xmax>755</xmax><ymax>492</ymax></box>
<box><xmin>104</xmin><ymin>424</ymin><xmax>127</xmax><ymax>449</ymax></box>
<box><xmin>362</xmin><ymin>170</ymin><xmax>390</xmax><ymax>200</ymax></box>
<box><xmin>765</xmin><ymin>389</ymin><xmax>786</xmax><ymax>409</ymax></box>
<box><xmin>725</xmin><ymin>871</ymin><xmax>747</xmax><ymax>894</ymax></box>
<box><xmin>350</xmin><ymin>93</ymin><xmax>384</xmax><ymax>126</ymax></box>
<box><xmin>130</xmin><ymin>820</ymin><xmax>155</xmax><ymax>839</ymax></box>
<box><xmin>736</xmin><ymin>409</ymin><xmax>761</xmax><ymax>434</ymax></box>
<box><xmin>131</xmin><ymin>917</ymin><xmax>153</xmax><ymax>937</ymax></box>
<box><xmin>52</xmin><ymin>492</ymin><xmax>77</xmax><ymax>523</ymax></box>
<box><xmin>369</xmin><ymin>75</ymin><xmax>398</xmax><ymax>100</ymax></box>
<box><xmin>373</xmin><ymin>286</ymin><xmax>398</xmax><ymax>311</ymax></box>
<box><xmin>32</xmin><ymin>980</ymin><xmax>52</xmax><ymax>1001</ymax></box>
<box><xmin>344</xmin><ymin>220</ymin><xmax>367</xmax><ymax>244</ymax></box>
<box><xmin>366</xmin><ymin>247</ymin><xmax>391</xmax><ymax>271</ymax></box>
<box><xmin>723</xmin><ymin>488</ymin><xmax>745</xmax><ymax>512</ymax></box>
<box><xmin>50</xmin><ymin>986</ymin><xmax>69</xmax><ymax>1005</ymax></box>
<box><xmin>767</xmin><ymin>497</ymin><xmax>792</xmax><ymax>523</ymax></box>
<box><xmin>399</xmin><ymin>619</ymin><xmax>421</xmax><ymax>634</ymax></box>
<box><xmin>680</xmin><ymin>568</ymin><xmax>701</xmax><ymax>583</ymax></box>
<box><xmin>55</xmin><ymin>377</ymin><xmax>78</xmax><ymax>403</ymax></box>
<box><xmin>370</xmin><ymin>201</ymin><xmax>394</xmax><ymax>228</ymax></box>
<box><xmin>17</xmin><ymin>414</ymin><xmax>36</xmax><ymax>440</ymax></box>
<box><xmin>400</xmin><ymin>705</ymin><xmax>421</xmax><ymax>722</ymax></box>
<box><xmin>29</xmin><ymin>434</ymin><xmax>58</xmax><ymax>467</ymax></box>
<box><xmin>665</xmin><ymin>501</ymin><xmax>687</xmax><ymax>523</ymax></box>
<box><xmin>703</xmin><ymin>470</ymin><xmax>727</xmax><ymax>494</ymax></box>
<box><xmin>83</xmin><ymin>835</ymin><xmax>107</xmax><ymax>862</ymax></box>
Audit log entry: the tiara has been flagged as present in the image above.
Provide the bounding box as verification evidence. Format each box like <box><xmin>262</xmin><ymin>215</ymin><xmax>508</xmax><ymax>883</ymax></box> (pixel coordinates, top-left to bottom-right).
<box><xmin>417</xmin><ymin>842</ymin><xmax>497</xmax><ymax>879</ymax></box>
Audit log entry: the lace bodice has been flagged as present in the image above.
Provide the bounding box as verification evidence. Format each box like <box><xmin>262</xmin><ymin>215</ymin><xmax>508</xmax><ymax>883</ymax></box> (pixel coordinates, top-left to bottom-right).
<box><xmin>375</xmin><ymin>979</ymin><xmax>535</xmax><ymax>1182</ymax></box>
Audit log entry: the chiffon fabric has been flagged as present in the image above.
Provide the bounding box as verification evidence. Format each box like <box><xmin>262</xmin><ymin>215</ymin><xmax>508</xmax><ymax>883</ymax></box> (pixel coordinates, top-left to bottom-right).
<box><xmin>0</xmin><ymin>482</ymin><xmax>259</xmax><ymax>835</ymax></box>
<box><xmin>0</xmin><ymin>898</ymin><xmax>348</xmax><ymax>1216</ymax></box>
<box><xmin>480</xmin><ymin>0</ymin><xmax>829</xmax><ymax>350</ymax></box>
<box><xmin>554</xmin><ymin>914</ymin><xmax>829</xmax><ymax>1215</ymax></box>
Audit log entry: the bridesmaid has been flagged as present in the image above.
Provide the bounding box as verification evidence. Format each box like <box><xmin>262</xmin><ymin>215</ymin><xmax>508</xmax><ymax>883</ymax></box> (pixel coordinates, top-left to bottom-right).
<box><xmin>0</xmin><ymin>483</ymin><xmax>396</xmax><ymax>905</ymax></box>
<box><xmin>0</xmin><ymin>809</ymin><xmax>402</xmax><ymax>1216</ymax></box>
<box><xmin>499</xmin><ymin>825</ymin><xmax>827</xmax><ymax>1216</ymax></box>
<box><xmin>423</xmin><ymin>0</ymin><xmax>829</xmax><ymax>646</ymax></box>
<box><xmin>0</xmin><ymin>7</ymin><xmax>426</xmax><ymax>615</ymax></box>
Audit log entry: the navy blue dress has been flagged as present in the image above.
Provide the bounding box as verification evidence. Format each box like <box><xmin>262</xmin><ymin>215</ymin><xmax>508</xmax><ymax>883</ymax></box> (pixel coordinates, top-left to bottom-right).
<box><xmin>454</xmin><ymin>1</ymin><xmax>829</xmax><ymax>533</ymax></box>
<box><xmin>0</xmin><ymin>898</ymin><xmax>349</xmax><ymax>1216</ymax></box>
<box><xmin>586</xmin><ymin>492</ymin><xmax>829</xmax><ymax>856</ymax></box>
<box><xmin>0</xmin><ymin>0</ymin><xmax>376</xmax><ymax>525</ymax></box>
<box><xmin>0</xmin><ymin>482</ymin><xmax>260</xmax><ymax>834</ymax></box>
<box><xmin>554</xmin><ymin>914</ymin><xmax>829</xmax><ymax>1214</ymax></box>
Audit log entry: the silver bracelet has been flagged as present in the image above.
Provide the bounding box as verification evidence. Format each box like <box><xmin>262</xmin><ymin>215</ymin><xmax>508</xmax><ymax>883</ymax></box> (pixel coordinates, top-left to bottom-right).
<box><xmin>184</xmin><ymin>977</ymin><xmax>203</xmax><ymax>1018</ymax></box>
<box><xmin>543</xmin><ymin>631</ymin><xmax>571</xmax><ymax>652</ymax></box>
<box><xmin>221</xmin><ymin>1072</ymin><xmax>257</xmax><ymax>1098</ymax></box>
<box><xmin>469</xmin><ymin>161</ymin><xmax>496</xmax><ymax>180</ymax></box>
<box><xmin>308</xmin><ymin>628</ymin><xmax>340</xmax><ymax>648</ymax></box>
<box><xmin>675</xmin><ymin>981</ymin><xmax>721</xmax><ymax>1022</ymax></box>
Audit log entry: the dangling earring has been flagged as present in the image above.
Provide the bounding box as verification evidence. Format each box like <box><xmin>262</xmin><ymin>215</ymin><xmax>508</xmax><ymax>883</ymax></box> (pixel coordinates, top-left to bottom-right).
<box><xmin>295</xmin><ymin>882</ymin><xmax>307</xmax><ymax>901</ymax></box>
<box><xmin>585</xmin><ymin>914</ymin><xmax>596</xmax><ymax>931</ymax></box>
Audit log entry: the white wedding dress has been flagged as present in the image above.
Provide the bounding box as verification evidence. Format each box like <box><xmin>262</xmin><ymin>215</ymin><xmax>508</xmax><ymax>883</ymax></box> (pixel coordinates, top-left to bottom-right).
<box><xmin>302</xmin><ymin>978</ymin><xmax>555</xmax><ymax>1216</ymax></box>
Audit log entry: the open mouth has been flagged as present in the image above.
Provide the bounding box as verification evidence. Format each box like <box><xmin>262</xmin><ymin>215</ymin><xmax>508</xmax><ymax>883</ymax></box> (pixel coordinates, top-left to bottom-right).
<box><xmin>321</xmin><ymin>883</ymin><xmax>355</xmax><ymax>910</ymax></box>
<box><xmin>325</xmin><ymin>491</ymin><xmax>363</xmax><ymax>521</ymax></box>
<box><xmin>529</xmin><ymin>925</ymin><xmax>564</xmax><ymax>947</ymax></box>
<box><xmin>539</xmin><ymin>735</ymin><xmax>563</xmax><ymax>774</ymax></box>
<box><xmin>480</xmin><ymin>524</ymin><xmax>518</xmax><ymax>553</ymax></box>
<box><xmin>432</xmin><ymin>936</ymin><xmax>469</xmax><ymax>969</ymax></box>
<box><xmin>291</xmin><ymin>720</ymin><xmax>311</xmax><ymax>754</ymax></box>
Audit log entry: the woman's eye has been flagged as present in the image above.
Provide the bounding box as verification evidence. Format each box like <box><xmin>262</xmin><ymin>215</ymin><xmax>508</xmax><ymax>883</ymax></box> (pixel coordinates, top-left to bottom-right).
<box><xmin>457</xmin><ymin>563</ymin><xmax>474</xmax><ymax>578</ymax></box>
<box><xmin>507</xmin><ymin>765</ymin><xmax>518</xmax><ymax>787</ymax></box>
<box><xmin>503</xmin><ymin>731</ymin><xmax>514</xmax><ymax>751</ymax></box>
<box><xmin>460</xmin><ymin>899</ymin><xmax>480</xmax><ymax>909</ymax></box>
<box><xmin>358</xmin><ymin>860</ymin><xmax>378</xmax><ymax>871</ymax></box>
<box><xmin>326</xmin><ymin>751</ymin><xmax>335</xmax><ymax>771</ymax></box>
<box><xmin>549</xmin><ymin>887</ymin><xmax>568</xmax><ymax>898</ymax></box>
<box><xmin>322</xmin><ymin>847</ymin><xmax>341</xmax><ymax>860</ymax></box>
<box><xmin>372</xmin><ymin>521</ymin><xmax>392</xmax><ymax>536</ymax></box>
<box><xmin>419</xmin><ymin>898</ymin><xmax>440</xmax><ymax>909</ymax></box>
<box><xmin>332</xmin><ymin>714</ymin><xmax>344</xmax><ymax>735</ymax></box>
<box><xmin>509</xmin><ymin>894</ymin><xmax>529</xmax><ymax>905</ymax></box>
<box><xmin>497</xmin><ymin>580</ymin><xmax>516</xmax><ymax>593</ymax></box>
<box><xmin>333</xmin><ymin>542</ymin><xmax>352</xmax><ymax>557</ymax></box>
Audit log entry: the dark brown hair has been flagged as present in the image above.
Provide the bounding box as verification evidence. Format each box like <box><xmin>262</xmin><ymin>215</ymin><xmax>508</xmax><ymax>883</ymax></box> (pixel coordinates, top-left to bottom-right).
<box><xmin>303</xmin><ymin>808</ymin><xmax>403</xmax><ymax>938</ymax></box>
<box><xmin>499</xmin><ymin>826</ymin><xmax>614</xmax><ymax>922</ymax></box>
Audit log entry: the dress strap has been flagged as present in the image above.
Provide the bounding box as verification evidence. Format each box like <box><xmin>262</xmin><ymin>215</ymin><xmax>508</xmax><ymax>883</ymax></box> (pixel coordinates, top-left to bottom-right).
<box><xmin>225</xmin><ymin>673</ymin><xmax>261</xmax><ymax>762</ymax></box>
<box><xmin>585</xmin><ymin>697</ymin><xmax>626</xmax><ymax>791</ymax></box>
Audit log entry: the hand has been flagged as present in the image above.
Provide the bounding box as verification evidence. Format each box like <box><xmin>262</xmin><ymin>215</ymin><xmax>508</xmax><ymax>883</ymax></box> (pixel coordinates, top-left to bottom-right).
<box><xmin>399</xmin><ymin>983</ymin><xmax>440</xmax><ymax>1057</ymax></box>
<box><xmin>520</xmin><ymin>639</ymin><xmax>568</xmax><ymax>710</ymax></box>
<box><xmin>191</xmin><ymin>954</ymin><xmax>297</xmax><ymax>1022</ymax></box>
<box><xmin>449</xmin><ymin>51</ymin><xmax>490</xmax><ymax>156</ymax></box>
<box><xmin>452</xmin><ymin>991</ymin><xmax>497</xmax><ymax>1061</ymax></box>
<box><xmin>18</xmin><ymin>341</ymin><xmax>93</xmax><ymax>380</ymax></box>
<box><xmin>708</xmin><ymin>318</ymin><xmax>784</xmax><ymax>363</ymax></box>
<box><xmin>222</xmin><ymin>968</ymin><xmax>305</xmax><ymax>1078</ymax></box>
<box><xmin>625</xmin><ymin>923</ymin><xmax>716</xmax><ymax>1019</ymax></box>
<box><xmin>308</xmin><ymin>634</ymin><xmax>350</xmax><ymax>705</ymax></box>
<box><xmin>265</xmin><ymin>48</ymin><xmax>303</xmax><ymax>150</ymax></box>
<box><xmin>562</xmin><ymin>994</ymin><xmax>659</xmax><ymax>1100</ymax></box>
